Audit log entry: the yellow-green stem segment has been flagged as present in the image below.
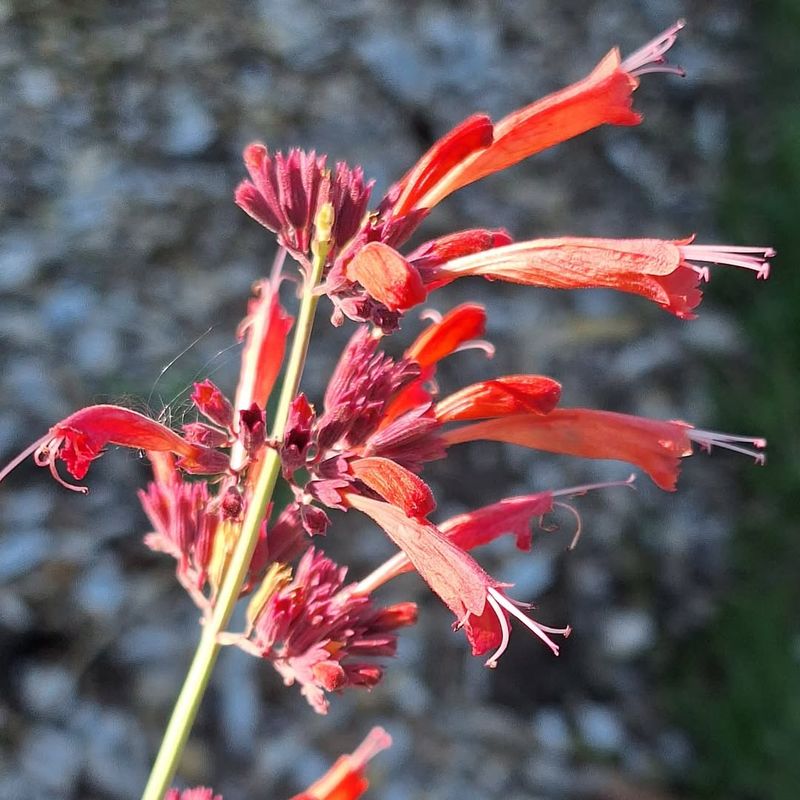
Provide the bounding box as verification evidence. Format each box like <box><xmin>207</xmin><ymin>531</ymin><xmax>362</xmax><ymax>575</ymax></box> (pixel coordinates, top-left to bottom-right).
<box><xmin>141</xmin><ymin>232</ymin><xmax>330</xmax><ymax>800</ymax></box>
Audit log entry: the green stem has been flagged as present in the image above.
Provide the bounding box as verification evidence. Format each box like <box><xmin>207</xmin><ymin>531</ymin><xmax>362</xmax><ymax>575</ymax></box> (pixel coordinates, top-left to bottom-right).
<box><xmin>141</xmin><ymin>244</ymin><xmax>329</xmax><ymax>800</ymax></box>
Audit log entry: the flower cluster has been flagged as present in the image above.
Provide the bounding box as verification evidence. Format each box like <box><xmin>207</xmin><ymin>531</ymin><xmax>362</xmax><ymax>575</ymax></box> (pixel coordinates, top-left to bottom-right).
<box><xmin>0</xmin><ymin>21</ymin><xmax>771</xmax><ymax>789</ymax></box>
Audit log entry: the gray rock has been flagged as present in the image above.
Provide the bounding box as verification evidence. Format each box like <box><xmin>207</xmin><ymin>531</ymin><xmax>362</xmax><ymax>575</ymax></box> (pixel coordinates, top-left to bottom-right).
<box><xmin>77</xmin><ymin>705</ymin><xmax>149</xmax><ymax>800</ymax></box>
<box><xmin>74</xmin><ymin>553</ymin><xmax>127</xmax><ymax>619</ymax></box>
<box><xmin>0</xmin><ymin>529</ymin><xmax>54</xmax><ymax>583</ymax></box>
<box><xmin>601</xmin><ymin>608</ymin><xmax>656</xmax><ymax>659</ymax></box>
<box><xmin>575</xmin><ymin>703</ymin><xmax>627</xmax><ymax>754</ymax></box>
<box><xmin>19</xmin><ymin>663</ymin><xmax>77</xmax><ymax>722</ymax></box>
<box><xmin>162</xmin><ymin>85</ymin><xmax>217</xmax><ymax>156</ymax></box>
<box><xmin>0</xmin><ymin>233</ymin><xmax>44</xmax><ymax>290</ymax></box>
<box><xmin>19</xmin><ymin>725</ymin><xmax>84</xmax><ymax>795</ymax></box>
<box><xmin>531</xmin><ymin>707</ymin><xmax>572</xmax><ymax>752</ymax></box>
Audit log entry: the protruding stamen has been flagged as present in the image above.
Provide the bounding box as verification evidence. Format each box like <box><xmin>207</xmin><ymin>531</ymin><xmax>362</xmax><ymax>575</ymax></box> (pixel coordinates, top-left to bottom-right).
<box><xmin>621</xmin><ymin>20</ymin><xmax>686</xmax><ymax>78</ymax></box>
<box><xmin>550</xmin><ymin>473</ymin><xmax>637</xmax><ymax>499</ymax></box>
<box><xmin>418</xmin><ymin>308</ymin><xmax>443</xmax><ymax>325</ymax></box>
<box><xmin>681</xmin><ymin>244</ymin><xmax>774</xmax><ymax>280</ymax></box>
<box><xmin>484</xmin><ymin>591</ymin><xmax>512</xmax><ymax>668</ymax></box>
<box><xmin>548</xmin><ymin>474</ymin><xmax>636</xmax><ymax>549</ymax></box>
<box><xmin>0</xmin><ymin>433</ymin><xmax>51</xmax><ymax>486</ymax></box>
<box><xmin>553</xmin><ymin>501</ymin><xmax>583</xmax><ymax>550</ymax></box>
<box><xmin>32</xmin><ymin>438</ymin><xmax>90</xmax><ymax>493</ymax></box>
<box><xmin>453</xmin><ymin>338</ymin><xmax>496</xmax><ymax>359</ymax></box>
<box><xmin>486</xmin><ymin>587</ymin><xmax>570</xmax><ymax>662</ymax></box>
<box><xmin>350</xmin><ymin>726</ymin><xmax>393</xmax><ymax>768</ymax></box>
<box><xmin>688</xmin><ymin>428</ymin><xmax>767</xmax><ymax>465</ymax></box>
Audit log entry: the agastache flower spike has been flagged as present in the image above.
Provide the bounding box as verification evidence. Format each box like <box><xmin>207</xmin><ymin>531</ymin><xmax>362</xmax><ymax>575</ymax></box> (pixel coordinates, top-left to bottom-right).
<box><xmin>235</xmin><ymin>145</ymin><xmax>373</xmax><ymax>267</ymax></box>
<box><xmin>0</xmin><ymin>405</ymin><xmax>228</xmax><ymax>493</ymax></box>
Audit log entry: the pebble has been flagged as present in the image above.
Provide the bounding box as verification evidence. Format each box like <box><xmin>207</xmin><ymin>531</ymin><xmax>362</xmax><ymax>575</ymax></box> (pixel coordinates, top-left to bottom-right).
<box><xmin>19</xmin><ymin>663</ymin><xmax>77</xmax><ymax>722</ymax></box>
<box><xmin>19</xmin><ymin>725</ymin><xmax>84</xmax><ymax>795</ymax></box>
<box><xmin>601</xmin><ymin>608</ymin><xmax>656</xmax><ymax>659</ymax></box>
<box><xmin>0</xmin><ymin>529</ymin><xmax>54</xmax><ymax>583</ymax></box>
<box><xmin>531</xmin><ymin>707</ymin><xmax>573</xmax><ymax>752</ymax></box>
<box><xmin>575</xmin><ymin>703</ymin><xmax>627</xmax><ymax>754</ymax></box>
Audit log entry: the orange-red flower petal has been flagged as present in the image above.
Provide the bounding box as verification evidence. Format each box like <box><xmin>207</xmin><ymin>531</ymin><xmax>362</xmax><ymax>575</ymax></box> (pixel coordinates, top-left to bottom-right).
<box><xmin>349</xmin><ymin>457</ymin><xmax>436</xmax><ymax>519</ymax></box>
<box><xmin>442</xmin><ymin>408</ymin><xmax>693</xmax><ymax>491</ymax></box>
<box><xmin>435</xmin><ymin>375</ymin><xmax>562</xmax><ymax>422</ymax></box>
<box><xmin>345</xmin><ymin>242</ymin><xmax>427</xmax><ymax>312</ymax></box>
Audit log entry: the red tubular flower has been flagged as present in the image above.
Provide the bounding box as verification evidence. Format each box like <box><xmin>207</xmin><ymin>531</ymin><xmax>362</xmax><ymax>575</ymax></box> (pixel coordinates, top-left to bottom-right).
<box><xmin>383</xmin><ymin>22</ymin><xmax>684</xmax><ymax>218</ymax></box>
<box><xmin>380</xmin><ymin>303</ymin><xmax>493</xmax><ymax>425</ymax></box>
<box><xmin>1</xmin><ymin>405</ymin><xmax>228</xmax><ymax>493</ymax></box>
<box><xmin>442</xmin><ymin>408</ymin><xmax>766</xmax><ymax>491</ymax></box>
<box><xmin>419</xmin><ymin>237</ymin><xmax>774</xmax><ymax>318</ymax></box>
<box><xmin>435</xmin><ymin>375</ymin><xmax>562</xmax><ymax>422</ymax></box>
<box><xmin>346</xmin><ymin>494</ymin><xmax>570</xmax><ymax>665</ymax></box>
<box><xmin>289</xmin><ymin>726</ymin><xmax>392</xmax><ymax>800</ymax></box>
<box><xmin>234</xmin><ymin>274</ymin><xmax>294</xmax><ymax>418</ymax></box>
<box><xmin>404</xmin><ymin>302</ymin><xmax>488</xmax><ymax>367</ymax></box>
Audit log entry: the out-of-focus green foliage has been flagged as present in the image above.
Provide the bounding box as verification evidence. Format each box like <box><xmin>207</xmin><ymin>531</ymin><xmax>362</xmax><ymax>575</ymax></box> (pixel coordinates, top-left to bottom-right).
<box><xmin>667</xmin><ymin>3</ymin><xmax>800</xmax><ymax>798</ymax></box>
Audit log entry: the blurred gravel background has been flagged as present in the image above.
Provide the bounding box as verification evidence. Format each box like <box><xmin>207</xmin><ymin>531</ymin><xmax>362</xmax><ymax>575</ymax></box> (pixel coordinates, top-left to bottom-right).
<box><xmin>0</xmin><ymin>2</ymin><xmax>783</xmax><ymax>799</ymax></box>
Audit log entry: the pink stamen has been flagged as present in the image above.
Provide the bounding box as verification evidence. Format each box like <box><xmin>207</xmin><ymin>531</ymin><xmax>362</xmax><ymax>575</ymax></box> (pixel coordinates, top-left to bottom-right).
<box><xmin>484</xmin><ymin>591</ymin><xmax>512</xmax><ymax>669</ymax></box>
<box><xmin>484</xmin><ymin>587</ymin><xmax>570</xmax><ymax>667</ymax></box>
<box><xmin>418</xmin><ymin>308</ymin><xmax>443</xmax><ymax>325</ymax></box>
<box><xmin>350</xmin><ymin>726</ymin><xmax>392</xmax><ymax>768</ymax></box>
<box><xmin>550</xmin><ymin>474</ymin><xmax>636</xmax><ymax>549</ymax></box>
<box><xmin>550</xmin><ymin>473</ymin><xmax>637</xmax><ymax>499</ymax></box>
<box><xmin>453</xmin><ymin>338</ymin><xmax>496</xmax><ymax>359</ymax></box>
<box><xmin>681</xmin><ymin>244</ymin><xmax>774</xmax><ymax>280</ymax></box>
<box><xmin>621</xmin><ymin>20</ymin><xmax>686</xmax><ymax>78</ymax></box>
<box><xmin>0</xmin><ymin>433</ymin><xmax>50</xmax><ymax>486</ymax></box>
<box><xmin>33</xmin><ymin>438</ymin><xmax>90</xmax><ymax>493</ymax></box>
<box><xmin>688</xmin><ymin>428</ymin><xmax>767</xmax><ymax>465</ymax></box>
<box><xmin>553</xmin><ymin>501</ymin><xmax>583</xmax><ymax>550</ymax></box>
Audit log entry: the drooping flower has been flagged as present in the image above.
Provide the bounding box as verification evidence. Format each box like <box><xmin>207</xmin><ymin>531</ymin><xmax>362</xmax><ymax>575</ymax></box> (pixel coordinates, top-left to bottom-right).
<box><xmin>346</xmin><ymin>494</ymin><xmax>570</xmax><ymax>666</ymax></box>
<box><xmin>0</xmin><ymin>405</ymin><xmax>229</xmax><ymax>493</ymax></box>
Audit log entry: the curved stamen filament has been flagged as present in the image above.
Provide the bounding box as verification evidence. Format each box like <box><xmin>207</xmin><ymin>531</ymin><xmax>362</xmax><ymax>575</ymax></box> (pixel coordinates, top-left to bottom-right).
<box><xmin>33</xmin><ymin>438</ymin><xmax>89</xmax><ymax>493</ymax></box>
<box><xmin>485</xmin><ymin>587</ymin><xmax>571</xmax><ymax>664</ymax></box>
<box><xmin>689</xmin><ymin>428</ymin><xmax>767</xmax><ymax>464</ymax></box>
<box><xmin>621</xmin><ymin>20</ymin><xmax>686</xmax><ymax>78</ymax></box>
<box><xmin>453</xmin><ymin>338</ymin><xmax>495</xmax><ymax>359</ymax></box>
<box><xmin>0</xmin><ymin>433</ymin><xmax>51</xmax><ymax>485</ymax></box>
<box><xmin>484</xmin><ymin>591</ymin><xmax>512</xmax><ymax>668</ymax></box>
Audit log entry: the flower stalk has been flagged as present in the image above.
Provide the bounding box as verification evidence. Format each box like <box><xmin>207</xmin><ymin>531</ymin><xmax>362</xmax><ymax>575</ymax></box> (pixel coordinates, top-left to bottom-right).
<box><xmin>140</xmin><ymin>207</ymin><xmax>333</xmax><ymax>800</ymax></box>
